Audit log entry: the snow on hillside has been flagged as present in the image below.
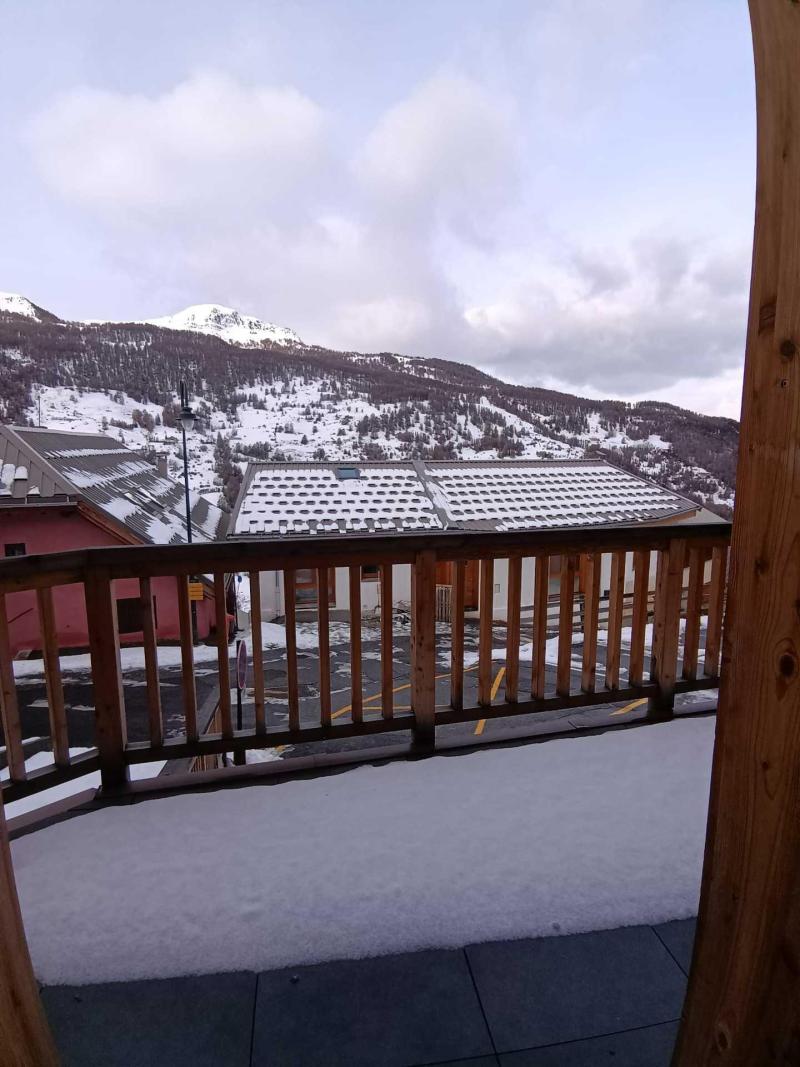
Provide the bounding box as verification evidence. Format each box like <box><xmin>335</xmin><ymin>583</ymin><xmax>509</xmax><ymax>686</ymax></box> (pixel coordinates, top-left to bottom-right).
<box><xmin>141</xmin><ymin>304</ymin><xmax>302</xmax><ymax>348</ymax></box>
<box><xmin>0</xmin><ymin>292</ymin><xmax>40</xmax><ymax>321</ymax></box>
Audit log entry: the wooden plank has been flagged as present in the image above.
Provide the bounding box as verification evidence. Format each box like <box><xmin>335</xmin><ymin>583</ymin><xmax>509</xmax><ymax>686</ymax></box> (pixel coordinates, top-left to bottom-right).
<box><xmin>317</xmin><ymin>567</ymin><xmax>332</xmax><ymax>727</ymax></box>
<box><xmin>703</xmin><ymin>545</ymin><xmax>727</xmax><ymax>678</ymax></box>
<box><xmin>628</xmin><ymin>549</ymin><xmax>650</xmax><ymax>686</ymax></box>
<box><xmin>649</xmin><ymin>539</ymin><xmax>685</xmax><ymax>719</ymax></box>
<box><xmin>531</xmin><ymin>556</ymin><xmax>549</xmax><ymax>699</ymax></box>
<box><xmin>478</xmin><ymin>558</ymin><xmax>494</xmax><ymax>707</ymax></box>
<box><xmin>284</xmin><ymin>569</ymin><xmax>300</xmax><ymax>731</ymax></box>
<box><xmin>84</xmin><ymin>572</ymin><xmax>128</xmax><ymax>789</ymax></box>
<box><xmin>581</xmin><ymin>552</ymin><xmax>601</xmax><ymax>693</ymax></box>
<box><xmin>175</xmin><ymin>575</ymin><xmax>198</xmax><ymax>742</ymax></box>
<box><xmin>450</xmin><ymin>560</ymin><xmax>466</xmax><ymax>711</ymax></box>
<box><xmin>0</xmin><ymin>789</ymin><xmax>60</xmax><ymax>1066</ymax></box>
<box><xmin>380</xmin><ymin>564</ymin><xmax>393</xmax><ymax>720</ymax></box>
<box><xmin>35</xmin><ymin>586</ymin><xmax>69</xmax><ymax>768</ymax></box>
<box><xmin>0</xmin><ymin>595</ymin><xmax>25</xmax><ymax>781</ymax></box>
<box><xmin>349</xmin><ymin>566</ymin><xmax>362</xmax><ymax>724</ymax></box>
<box><xmin>682</xmin><ymin>547</ymin><xmax>704</xmax><ymax>681</ymax></box>
<box><xmin>411</xmin><ymin>549</ymin><xmax>436</xmax><ymax>746</ymax></box>
<box><xmin>139</xmin><ymin>577</ymin><xmax>162</xmax><ymax>748</ymax></box>
<box><xmin>213</xmin><ymin>572</ymin><xmax>232</xmax><ymax>739</ymax></box>
<box><xmin>557</xmin><ymin>555</ymin><xmax>576</xmax><ymax>698</ymax></box>
<box><xmin>605</xmin><ymin>551</ymin><xmax>625</xmax><ymax>691</ymax></box>
<box><xmin>505</xmin><ymin>557</ymin><xmax>522</xmax><ymax>703</ymax></box>
<box><xmin>649</xmin><ymin>548</ymin><xmax>667</xmax><ymax>681</ymax></box>
<box><xmin>675</xmin><ymin>5</ymin><xmax>800</xmax><ymax>1058</ymax></box>
<box><xmin>249</xmin><ymin>572</ymin><xmax>266</xmax><ymax>734</ymax></box>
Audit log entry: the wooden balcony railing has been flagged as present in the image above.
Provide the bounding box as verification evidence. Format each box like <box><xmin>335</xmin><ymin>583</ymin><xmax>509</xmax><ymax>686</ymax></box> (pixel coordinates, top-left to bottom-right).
<box><xmin>0</xmin><ymin>521</ymin><xmax>730</xmax><ymax>804</ymax></box>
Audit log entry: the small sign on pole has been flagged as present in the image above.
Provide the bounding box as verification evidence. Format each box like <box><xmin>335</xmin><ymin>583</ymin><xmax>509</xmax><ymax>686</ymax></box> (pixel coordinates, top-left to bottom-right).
<box><xmin>188</xmin><ymin>581</ymin><xmax>204</xmax><ymax>602</ymax></box>
<box><xmin>236</xmin><ymin>638</ymin><xmax>248</xmax><ymax>692</ymax></box>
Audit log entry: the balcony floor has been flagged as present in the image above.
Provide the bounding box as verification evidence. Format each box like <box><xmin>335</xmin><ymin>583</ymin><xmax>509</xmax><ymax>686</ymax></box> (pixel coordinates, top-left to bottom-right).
<box><xmin>42</xmin><ymin>919</ymin><xmax>695</xmax><ymax>1066</ymax></box>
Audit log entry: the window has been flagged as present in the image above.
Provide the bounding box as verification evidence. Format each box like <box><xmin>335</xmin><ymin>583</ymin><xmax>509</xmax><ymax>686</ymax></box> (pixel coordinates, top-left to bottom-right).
<box><xmin>335</xmin><ymin>466</ymin><xmax>361</xmax><ymax>480</ymax></box>
<box><xmin>116</xmin><ymin>595</ymin><xmax>158</xmax><ymax>634</ymax></box>
<box><xmin>361</xmin><ymin>565</ymin><xmax>379</xmax><ymax>581</ymax></box>
<box><xmin>4</xmin><ymin>543</ymin><xmax>25</xmax><ymax>557</ymax></box>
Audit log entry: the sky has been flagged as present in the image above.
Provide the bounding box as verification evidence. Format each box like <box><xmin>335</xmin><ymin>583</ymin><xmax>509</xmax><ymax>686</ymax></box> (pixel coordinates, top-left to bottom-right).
<box><xmin>0</xmin><ymin>0</ymin><xmax>755</xmax><ymax>419</ymax></box>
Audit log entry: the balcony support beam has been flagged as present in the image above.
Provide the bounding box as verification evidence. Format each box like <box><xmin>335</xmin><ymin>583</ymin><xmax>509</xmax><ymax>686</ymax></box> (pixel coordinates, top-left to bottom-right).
<box><xmin>675</xmin><ymin>1</ymin><xmax>800</xmax><ymax>1060</ymax></box>
<box><xmin>411</xmin><ymin>550</ymin><xmax>436</xmax><ymax>750</ymax></box>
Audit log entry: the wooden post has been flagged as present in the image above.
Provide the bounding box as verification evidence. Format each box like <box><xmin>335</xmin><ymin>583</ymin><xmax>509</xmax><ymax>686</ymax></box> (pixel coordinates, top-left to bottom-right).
<box><xmin>249</xmin><ymin>572</ymin><xmax>266</xmax><ymax>734</ymax></box>
<box><xmin>284</xmin><ymin>569</ymin><xmax>299</xmax><ymax>731</ymax></box>
<box><xmin>556</xmin><ymin>555</ymin><xmax>576</xmax><ymax>698</ymax></box>
<box><xmin>675</xmin><ymin>3</ymin><xmax>800</xmax><ymax>1061</ymax></box>
<box><xmin>647</xmin><ymin>539</ymin><xmax>683</xmax><ymax>721</ymax></box>
<box><xmin>605</xmin><ymin>551</ymin><xmax>625</xmax><ymax>691</ymax></box>
<box><xmin>581</xmin><ymin>551</ymin><xmax>601</xmax><ymax>693</ymax></box>
<box><xmin>139</xmin><ymin>577</ymin><xmax>162</xmax><ymax>748</ymax></box>
<box><xmin>478</xmin><ymin>558</ymin><xmax>494</xmax><ymax>707</ymax></box>
<box><xmin>348</xmin><ymin>566</ymin><xmax>362</xmax><ymax>724</ymax></box>
<box><xmin>0</xmin><ymin>789</ymin><xmax>59</xmax><ymax>1066</ymax></box>
<box><xmin>628</xmin><ymin>549</ymin><xmax>650</xmax><ymax>687</ymax></box>
<box><xmin>0</xmin><ymin>595</ymin><xmax>25</xmax><ymax>782</ymax></box>
<box><xmin>411</xmin><ymin>550</ymin><xmax>436</xmax><ymax>749</ymax></box>
<box><xmin>531</xmin><ymin>556</ymin><xmax>549</xmax><ymax>700</ymax></box>
<box><xmin>317</xmin><ymin>567</ymin><xmax>332</xmax><ymax>727</ymax></box>
<box><xmin>380</xmin><ymin>564</ymin><xmax>393</xmax><ymax>720</ymax></box>
<box><xmin>213</xmin><ymin>573</ymin><xmax>232</xmax><ymax>739</ymax></box>
<box><xmin>450</xmin><ymin>560</ymin><xmax>466</xmax><ymax>711</ymax></box>
<box><xmin>35</xmin><ymin>588</ymin><xmax>69</xmax><ymax>768</ymax></box>
<box><xmin>175</xmin><ymin>575</ymin><xmax>198</xmax><ymax>742</ymax></box>
<box><xmin>85</xmin><ymin>572</ymin><xmax>129</xmax><ymax>791</ymax></box>
<box><xmin>505</xmin><ymin>556</ymin><xmax>522</xmax><ymax>703</ymax></box>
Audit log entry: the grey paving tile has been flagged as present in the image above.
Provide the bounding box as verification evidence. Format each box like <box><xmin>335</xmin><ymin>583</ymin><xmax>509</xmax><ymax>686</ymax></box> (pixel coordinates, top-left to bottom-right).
<box><xmin>424</xmin><ymin>1058</ymin><xmax>499</xmax><ymax>1067</ymax></box>
<box><xmin>498</xmin><ymin>1021</ymin><xmax>679</xmax><ymax>1065</ymax></box>
<box><xmin>652</xmin><ymin>918</ymin><xmax>696</xmax><ymax>975</ymax></box>
<box><xmin>466</xmin><ymin>926</ymin><xmax>686</xmax><ymax>1053</ymax></box>
<box><xmin>252</xmin><ymin>948</ymin><xmax>494</xmax><ymax>1066</ymax></box>
<box><xmin>42</xmin><ymin>971</ymin><xmax>256</xmax><ymax>1067</ymax></box>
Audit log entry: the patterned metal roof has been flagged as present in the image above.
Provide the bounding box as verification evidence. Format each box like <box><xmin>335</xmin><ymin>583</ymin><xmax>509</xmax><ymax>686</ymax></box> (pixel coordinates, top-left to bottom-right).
<box><xmin>231</xmin><ymin>459</ymin><xmax>699</xmax><ymax>538</ymax></box>
<box><xmin>0</xmin><ymin>426</ymin><xmax>227</xmax><ymax>545</ymax></box>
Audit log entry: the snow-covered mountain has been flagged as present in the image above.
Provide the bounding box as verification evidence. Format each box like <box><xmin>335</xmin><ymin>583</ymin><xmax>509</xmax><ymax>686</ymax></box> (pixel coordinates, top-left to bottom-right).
<box><xmin>139</xmin><ymin>304</ymin><xmax>302</xmax><ymax>348</ymax></box>
<box><xmin>0</xmin><ymin>292</ymin><xmax>738</xmax><ymax>517</ymax></box>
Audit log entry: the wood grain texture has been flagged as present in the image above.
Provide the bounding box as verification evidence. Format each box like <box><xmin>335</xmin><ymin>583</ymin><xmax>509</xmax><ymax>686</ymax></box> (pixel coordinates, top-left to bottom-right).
<box><xmin>317</xmin><ymin>567</ymin><xmax>332</xmax><ymax>726</ymax></box>
<box><xmin>85</xmin><ymin>572</ymin><xmax>129</xmax><ymax>789</ymax></box>
<box><xmin>0</xmin><ymin>596</ymin><xmax>25</xmax><ymax>781</ymax></box>
<box><xmin>557</xmin><ymin>555</ymin><xmax>576</xmax><ymax>697</ymax></box>
<box><xmin>249</xmin><ymin>572</ymin><xmax>266</xmax><ymax>734</ymax></box>
<box><xmin>703</xmin><ymin>545</ymin><xmax>727</xmax><ymax>678</ymax></box>
<box><xmin>581</xmin><ymin>552</ymin><xmax>601</xmax><ymax>693</ymax></box>
<box><xmin>284</xmin><ymin>569</ymin><xmax>300</xmax><ymax>731</ymax></box>
<box><xmin>139</xmin><ymin>577</ymin><xmax>162</xmax><ymax>747</ymax></box>
<box><xmin>0</xmin><ymin>791</ymin><xmax>59</xmax><ymax>1066</ymax></box>
<box><xmin>478</xmin><ymin>558</ymin><xmax>494</xmax><ymax>706</ymax></box>
<box><xmin>450</xmin><ymin>560</ymin><xmax>466</xmax><ymax>711</ymax></box>
<box><xmin>175</xmin><ymin>575</ymin><xmax>198</xmax><ymax>741</ymax></box>
<box><xmin>505</xmin><ymin>556</ymin><xmax>522</xmax><ymax>703</ymax></box>
<box><xmin>348</xmin><ymin>566</ymin><xmax>362</xmax><ymax>724</ymax></box>
<box><xmin>605</xmin><ymin>551</ymin><xmax>625</xmax><ymax>691</ymax></box>
<box><xmin>36</xmin><ymin>586</ymin><xmax>69</xmax><ymax>767</ymax></box>
<box><xmin>532</xmin><ymin>556</ymin><xmax>549</xmax><ymax>699</ymax></box>
<box><xmin>682</xmin><ymin>548</ymin><xmax>704</xmax><ymax>681</ymax></box>
<box><xmin>628</xmin><ymin>549</ymin><xmax>650</xmax><ymax>686</ymax></box>
<box><xmin>676</xmin><ymin>4</ymin><xmax>800</xmax><ymax>1060</ymax></box>
<box><xmin>648</xmin><ymin>539</ymin><xmax>684</xmax><ymax>718</ymax></box>
<box><xmin>380</xmin><ymin>564</ymin><xmax>393</xmax><ymax>720</ymax></box>
<box><xmin>411</xmin><ymin>550</ymin><xmax>436</xmax><ymax>744</ymax></box>
<box><xmin>213</xmin><ymin>573</ymin><xmax>232</xmax><ymax>739</ymax></box>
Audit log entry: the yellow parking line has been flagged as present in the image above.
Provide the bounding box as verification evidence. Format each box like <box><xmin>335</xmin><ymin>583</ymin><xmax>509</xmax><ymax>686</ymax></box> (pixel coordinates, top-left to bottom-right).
<box><xmin>475</xmin><ymin>667</ymin><xmax>506</xmax><ymax>735</ymax></box>
<box><xmin>610</xmin><ymin>697</ymin><xmax>648</xmax><ymax>717</ymax></box>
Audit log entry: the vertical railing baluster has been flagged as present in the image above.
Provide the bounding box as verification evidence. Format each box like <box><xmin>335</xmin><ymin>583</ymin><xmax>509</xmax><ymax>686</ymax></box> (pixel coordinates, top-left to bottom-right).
<box><xmin>284</xmin><ymin>568</ymin><xmax>300</xmax><ymax>731</ymax></box>
<box><xmin>380</xmin><ymin>563</ymin><xmax>393</xmax><ymax>719</ymax></box>
<box><xmin>649</xmin><ymin>539</ymin><xmax>685</xmax><ymax>719</ymax></box>
<box><xmin>0</xmin><ymin>595</ymin><xmax>25</xmax><ymax>782</ymax></box>
<box><xmin>348</xmin><ymin>566</ymin><xmax>362</xmax><ymax>723</ymax></box>
<box><xmin>703</xmin><ymin>545</ymin><xmax>728</xmax><ymax>678</ymax></box>
<box><xmin>557</xmin><ymin>555</ymin><xmax>576</xmax><ymax>698</ymax></box>
<box><xmin>450</xmin><ymin>560</ymin><xmax>466</xmax><ymax>711</ymax></box>
<box><xmin>175</xmin><ymin>575</ymin><xmax>198</xmax><ymax>742</ymax></box>
<box><xmin>36</xmin><ymin>587</ymin><xmax>69</xmax><ymax>768</ymax></box>
<box><xmin>249</xmin><ymin>572</ymin><xmax>266</xmax><ymax>735</ymax></box>
<box><xmin>139</xmin><ymin>577</ymin><xmax>162</xmax><ymax>748</ymax></box>
<box><xmin>682</xmin><ymin>547</ymin><xmax>704</xmax><ymax>680</ymax></box>
<box><xmin>581</xmin><ymin>551</ymin><xmax>601</xmax><ymax>693</ymax></box>
<box><xmin>85</xmin><ymin>572</ymin><xmax>128</xmax><ymax>789</ymax></box>
<box><xmin>505</xmin><ymin>556</ymin><xmax>522</xmax><ymax>703</ymax></box>
<box><xmin>317</xmin><ymin>567</ymin><xmax>331</xmax><ymax>727</ymax></box>
<box><xmin>532</xmin><ymin>555</ymin><xmax>549</xmax><ymax>699</ymax></box>
<box><xmin>478</xmin><ymin>558</ymin><xmax>494</xmax><ymax>707</ymax></box>
<box><xmin>213</xmin><ymin>572</ymin><xmax>232</xmax><ymax>739</ymax></box>
<box><xmin>411</xmin><ymin>549</ymin><xmax>436</xmax><ymax>748</ymax></box>
<box><xmin>628</xmin><ymin>549</ymin><xmax>650</xmax><ymax>686</ymax></box>
<box><xmin>605</xmin><ymin>551</ymin><xmax>625</xmax><ymax>691</ymax></box>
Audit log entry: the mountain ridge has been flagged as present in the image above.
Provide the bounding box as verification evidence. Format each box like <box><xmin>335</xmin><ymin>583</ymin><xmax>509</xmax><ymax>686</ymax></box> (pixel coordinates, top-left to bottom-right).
<box><xmin>0</xmin><ymin>293</ymin><xmax>738</xmax><ymax>518</ymax></box>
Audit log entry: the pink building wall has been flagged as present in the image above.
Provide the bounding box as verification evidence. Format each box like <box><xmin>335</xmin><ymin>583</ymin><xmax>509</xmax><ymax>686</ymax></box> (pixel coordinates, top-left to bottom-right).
<box><xmin>0</xmin><ymin>507</ymin><xmax>217</xmax><ymax>655</ymax></box>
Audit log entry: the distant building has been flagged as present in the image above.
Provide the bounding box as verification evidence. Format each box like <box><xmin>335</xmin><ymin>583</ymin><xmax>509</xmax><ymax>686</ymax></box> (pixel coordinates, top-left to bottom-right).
<box><xmin>229</xmin><ymin>459</ymin><xmax>722</xmax><ymax>621</ymax></box>
<box><xmin>0</xmin><ymin>426</ymin><xmax>228</xmax><ymax>653</ymax></box>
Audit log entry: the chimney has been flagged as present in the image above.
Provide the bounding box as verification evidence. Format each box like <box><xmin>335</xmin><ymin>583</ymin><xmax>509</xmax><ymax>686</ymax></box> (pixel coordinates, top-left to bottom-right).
<box><xmin>154</xmin><ymin>452</ymin><xmax>168</xmax><ymax>477</ymax></box>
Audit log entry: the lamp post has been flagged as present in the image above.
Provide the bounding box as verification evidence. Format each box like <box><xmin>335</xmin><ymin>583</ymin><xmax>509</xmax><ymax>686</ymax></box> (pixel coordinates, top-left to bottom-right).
<box><xmin>179</xmin><ymin>381</ymin><xmax>198</xmax><ymax>644</ymax></box>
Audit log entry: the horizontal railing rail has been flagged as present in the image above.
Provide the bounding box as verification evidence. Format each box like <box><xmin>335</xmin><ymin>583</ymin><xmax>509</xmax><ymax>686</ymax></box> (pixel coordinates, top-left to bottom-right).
<box><xmin>0</xmin><ymin>520</ymin><xmax>731</xmax><ymax>804</ymax></box>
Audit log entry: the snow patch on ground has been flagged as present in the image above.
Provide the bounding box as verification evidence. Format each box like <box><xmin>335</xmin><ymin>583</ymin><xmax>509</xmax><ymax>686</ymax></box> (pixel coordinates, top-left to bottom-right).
<box><xmin>12</xmin><ymin>717</ymin><xmax>715</xmax><ymax>985</ymax></box>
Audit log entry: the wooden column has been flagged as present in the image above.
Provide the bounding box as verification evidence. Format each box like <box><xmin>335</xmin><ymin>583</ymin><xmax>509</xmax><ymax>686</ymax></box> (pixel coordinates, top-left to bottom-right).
<box><xmin>411</xmin><ymin>550</ymin><xmax>436</xmax><ymax>749</ymax></box>
<box><xmin>85</xmin><ymin>572</ymin><xmax>129</xmax><ymax>790</ymax></box>
<box><xmin>676</xmin><ymin>2</ymin><xmax>800</xmax><ymax>1061</ymax></box>
<box><xmin>0</xmin><ymin>790</ymin><xmax>59</xmax><ymax>1066</ymax></box>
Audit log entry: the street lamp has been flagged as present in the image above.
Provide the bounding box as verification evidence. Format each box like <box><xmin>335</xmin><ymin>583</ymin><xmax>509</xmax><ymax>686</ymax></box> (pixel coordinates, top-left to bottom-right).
<box><xmin>179</xmin><ymin>380</ymin><xmax>195</xmax><ymax>544</ymax></box>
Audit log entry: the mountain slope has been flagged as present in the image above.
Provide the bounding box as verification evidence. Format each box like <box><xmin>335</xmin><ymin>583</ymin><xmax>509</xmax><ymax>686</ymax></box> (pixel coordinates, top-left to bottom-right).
<box><xmin>0</xmin><ymin>294</ymin><xmax>738</xmax><ymax>517</ymax></box>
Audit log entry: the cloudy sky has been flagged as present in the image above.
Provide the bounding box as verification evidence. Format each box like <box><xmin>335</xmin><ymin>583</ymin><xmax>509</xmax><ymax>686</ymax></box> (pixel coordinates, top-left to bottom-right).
<box><xmin>1</xmin><ymin>0</ymin><xmax>754</xmax><ymax>418</ymax></box>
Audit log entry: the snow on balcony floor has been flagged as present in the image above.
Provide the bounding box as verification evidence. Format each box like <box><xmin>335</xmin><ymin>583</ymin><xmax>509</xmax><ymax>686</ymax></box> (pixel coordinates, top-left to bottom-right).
<box><xmin>11</xmin><ymin>716</ymin><xmax>715</xmax><ymax>987</ymax></box>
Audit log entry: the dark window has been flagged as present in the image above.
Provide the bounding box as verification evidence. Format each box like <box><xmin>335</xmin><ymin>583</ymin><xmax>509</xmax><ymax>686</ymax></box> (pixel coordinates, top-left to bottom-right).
<box><xmin>4</xmin><ymin>543</ymin><xmax>26</xmax><ymax>557</ymax></box>
<box><xmin>116</xmin><ymin>595</ymin><xmax>158</xmax><ymax>634</ymax></box>
<box><xmin>361</xmin><ymin>565</ymin><xmax>379</xmax><ymax>581</ymax></box>
<box><xmin>335</xmin><ymin>466</ymin><xmax>361</xmax><ymax>480</ymax></box>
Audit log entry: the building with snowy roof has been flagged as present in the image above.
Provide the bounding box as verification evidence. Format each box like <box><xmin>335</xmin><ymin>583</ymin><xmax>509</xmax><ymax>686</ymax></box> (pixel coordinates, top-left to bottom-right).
<box><xmin>0</xmin><ymin>426</ymin><xmax>229</xmax><ymax>652</ymax></box>
<box><xmin>230</xmin><ymin>459</ymin><xmax>723</xmax><ymax>621</ymax></box>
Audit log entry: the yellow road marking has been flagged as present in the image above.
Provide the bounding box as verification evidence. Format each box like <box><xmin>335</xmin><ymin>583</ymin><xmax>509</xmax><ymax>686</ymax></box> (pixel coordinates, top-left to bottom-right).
<box><xmin>610</xmin><ymin>697</ymin><xmax>648</xmax><ymax>717</ymax></box>
<box><xmin>474</xmin><ymin>667</ymin><xmax>506</xmax><ymax>735</ymax></box>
